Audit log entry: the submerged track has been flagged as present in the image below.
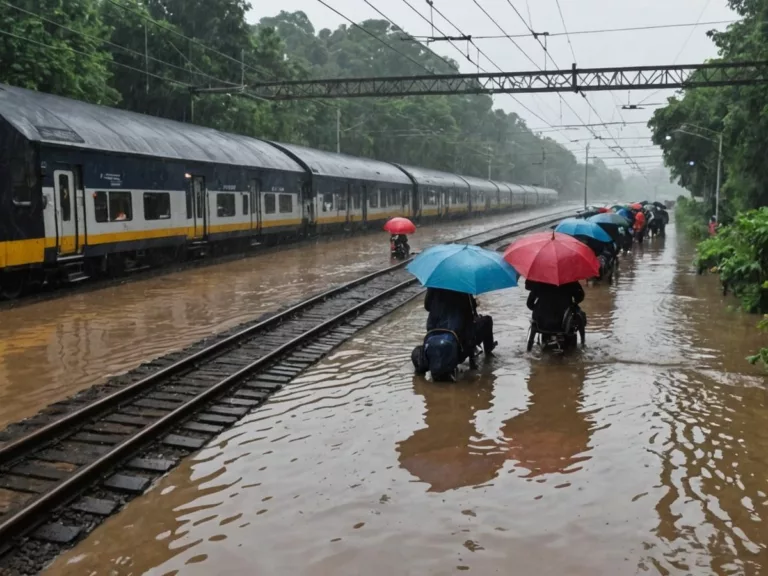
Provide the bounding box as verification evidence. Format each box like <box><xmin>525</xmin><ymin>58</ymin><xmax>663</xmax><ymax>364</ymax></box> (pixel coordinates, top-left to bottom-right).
<box><xmin>0</xmin><ymin>209</ymin><xmax>573</xmax><ymax>574</ymax></box>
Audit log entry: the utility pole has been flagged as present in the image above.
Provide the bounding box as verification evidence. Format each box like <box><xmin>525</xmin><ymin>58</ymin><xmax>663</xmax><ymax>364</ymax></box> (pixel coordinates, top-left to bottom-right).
<box><xmin>241</xmin><ymin>48</ymin><xmax>245</xmax><ymax>87</ymax></box>
<box><xmin>715</xmin><ymin>132</ymin><xmax>723</xmax><ymax>223</ymax></box>
<box><xmin>542</xmin><ymin>148</ymin><xmax>548</xmax><ymax>188</ymax></box>
<box><xmin>336</xmin><ymin>108</ymin><xmax>341</xmax><ymax>154</ymax></box>
<box><xmin>584</xmin><ymin>143</ymin><xmax>590</xmax><ymax>210</ymax></box>
<box><xmin>487</xmin><ymin>145</ymin><xmax>492</xmax><ymax>180</ymax></box>
<box><xmin>144</xmin><ymin>24</ymin><xmax>149</xmax><ymax>95</ymax></box>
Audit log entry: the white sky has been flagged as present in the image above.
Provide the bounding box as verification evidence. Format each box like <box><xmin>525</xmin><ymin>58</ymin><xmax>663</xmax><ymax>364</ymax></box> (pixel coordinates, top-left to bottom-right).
<box><xmin>247</xmin><ymin>0</ymin><xmax>736</xmax><ymax>174</ymax></box>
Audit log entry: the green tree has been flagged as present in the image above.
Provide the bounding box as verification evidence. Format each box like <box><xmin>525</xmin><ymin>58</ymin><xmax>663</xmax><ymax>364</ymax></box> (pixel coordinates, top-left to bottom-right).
<box><xmin>0</xmin><ymin>0</ymin><xmax>119</xmax><ymax>104</ymax></box>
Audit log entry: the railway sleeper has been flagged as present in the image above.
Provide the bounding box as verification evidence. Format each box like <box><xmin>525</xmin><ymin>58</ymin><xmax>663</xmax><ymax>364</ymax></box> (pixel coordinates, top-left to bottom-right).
<box><xmin>0</xmin><ymin>217</ymin><xmax>567</xmax><ymax>571</ymax></box>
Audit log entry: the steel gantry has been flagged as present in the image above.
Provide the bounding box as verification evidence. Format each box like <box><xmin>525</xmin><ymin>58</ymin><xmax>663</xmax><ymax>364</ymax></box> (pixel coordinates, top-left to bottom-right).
<box><xmin>229</xmin><ymin>61</ymin><xmax>768</xmax><ymax>101</ymax></box>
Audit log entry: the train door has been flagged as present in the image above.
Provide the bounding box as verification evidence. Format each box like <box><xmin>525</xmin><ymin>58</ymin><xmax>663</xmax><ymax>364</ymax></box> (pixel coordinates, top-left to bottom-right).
<box><xmin>302</xmin><ymin>182</ymin><xmax>315</xmax><ymax>226</ymax></box>
<box><xmin>361</xmin><ymin>185</ymin><xmax>369</xmax><ymax>223</ymax></box>
<box><xmin>191</xmin><ymin>176</ymin><xmax>207</xmax><ymax>239</ymax></box>
<box><xmin>342</xmin><ymin>184</ymin><xmax>355</xmax><ymax>225</ymax></box>
<box><xmin>53</xmin><ymin>169</ymin><xmax>79</xmax><ymax>255</ymax></box>
<box><xmin>249</xmin><ymin>179</ymin><xmax>262</xmax><ymax>234</ymax></box>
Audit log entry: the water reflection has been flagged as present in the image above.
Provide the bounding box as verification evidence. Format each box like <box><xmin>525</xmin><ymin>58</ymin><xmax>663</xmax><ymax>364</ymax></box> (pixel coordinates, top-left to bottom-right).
<box><xmin>44</xmin><ymin>220</ymin><xmax>768</xmax><ymax>576</ymax></box>
<box><xmin>397</xmin><ymin>374</ymin><xmax>504</xmax><ymax>492</ymax></box>
<box><xmin>503</xmin><ymin>361</ymin><xmax>593</xmax><ymax>477</ymax></box>
<box><xmin>0</xmin><ymin>206</ymin><xmax>568</xmax><ymax>429</ymax></box>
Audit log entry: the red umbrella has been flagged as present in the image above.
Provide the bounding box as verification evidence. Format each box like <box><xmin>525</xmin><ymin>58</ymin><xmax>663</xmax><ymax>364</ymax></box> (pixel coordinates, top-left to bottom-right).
<box><xmin>597</xmin><ymin>207</ymin><xmax>610</xmax><ymax>213</ymax></box>
<box><xmin>384</xmin><ymin>217</ymin><xmax>416</xmax><ymax>235</ymax></box>
<box><xmin>503</xmin><ymin>232</ymin><xmax>599</xmax><ymax>285</ymax></box>
<box><xmin>630</xmin><ymin>203</ymin><xmax>643</xmax><ymax>211</ymax></box>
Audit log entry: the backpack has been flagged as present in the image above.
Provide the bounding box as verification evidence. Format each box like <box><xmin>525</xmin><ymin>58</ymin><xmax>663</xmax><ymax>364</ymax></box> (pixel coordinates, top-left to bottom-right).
<box><xmin>424</xmin><ymin>331</ymin><xmax>459</xmax><ymax>381</ymax></box>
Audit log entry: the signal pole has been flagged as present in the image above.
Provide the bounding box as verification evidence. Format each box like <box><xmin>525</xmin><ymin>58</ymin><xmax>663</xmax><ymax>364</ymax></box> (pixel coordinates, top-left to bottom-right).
<box><xmin>584</xmin><ymin>143</ymin><xmax>590</xmax><ymax>209</ymax></box>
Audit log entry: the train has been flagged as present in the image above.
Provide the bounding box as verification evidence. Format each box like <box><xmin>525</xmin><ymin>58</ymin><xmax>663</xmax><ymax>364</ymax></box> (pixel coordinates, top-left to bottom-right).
<box><xmin>0</xmin><ymin>83</ymin><xmax>558</xmax><ymax>298</ymax></box>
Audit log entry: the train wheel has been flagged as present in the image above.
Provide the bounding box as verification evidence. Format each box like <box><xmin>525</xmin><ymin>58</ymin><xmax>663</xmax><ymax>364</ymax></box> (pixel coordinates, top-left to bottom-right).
<box><xmin>0</xmin><ymin>270</ymin><xmax>27</xmax><ymax>299</ymax></box>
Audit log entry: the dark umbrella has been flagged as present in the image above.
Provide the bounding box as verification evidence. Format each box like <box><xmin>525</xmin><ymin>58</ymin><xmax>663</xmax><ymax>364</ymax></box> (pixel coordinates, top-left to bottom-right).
<box><xmin>587</xmin><ymin>213</ymin><xmax>630</xmax><ymax>243</ymax></box>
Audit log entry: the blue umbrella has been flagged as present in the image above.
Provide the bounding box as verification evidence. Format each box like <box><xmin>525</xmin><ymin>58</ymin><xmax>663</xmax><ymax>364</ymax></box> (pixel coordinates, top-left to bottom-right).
<box><xmin>406</xmin><ymin>244</ymin><xmax>519</xmax><ymax>295</ymax></box>
<box><xmin>555</xmin><ymin>218</ymin><xmax>613</xmax><ymax>243</ymax></box>
<box><xmin>617</xmin><ymin>208</ymin><xmax>633</xmax><ymax>221</ymax></box>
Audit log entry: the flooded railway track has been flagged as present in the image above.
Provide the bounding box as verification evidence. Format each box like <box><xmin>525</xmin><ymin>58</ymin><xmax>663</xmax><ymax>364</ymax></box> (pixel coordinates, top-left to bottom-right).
<box><xmin>0</xmin><ymin>210</ymin><xmax>573</xmax><ymax>574</ymax></box>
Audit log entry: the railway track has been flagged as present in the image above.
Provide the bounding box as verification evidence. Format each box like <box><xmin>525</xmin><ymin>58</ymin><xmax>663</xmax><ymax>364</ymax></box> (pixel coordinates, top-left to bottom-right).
<box><xmin>0</xmin><ymin>209</ymin><xmax>573</xmax><ymax>574</ymax></box>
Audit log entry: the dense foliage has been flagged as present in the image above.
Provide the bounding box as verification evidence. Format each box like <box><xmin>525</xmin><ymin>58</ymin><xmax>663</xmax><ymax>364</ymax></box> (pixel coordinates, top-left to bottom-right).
<box><xmin>675</xmin><ymin>196</ymin><xmax>711</xmax><ymax>240</ymax></box>
<box><xmin>695</xmin><ymin>207</ymin><xmax>768</xmax><ymax>314</ymax></box>
<box><xmin>649</xmin><ymin>0</ymin><xmax>768</xmax><ymax>216</ymax></box>
<box><xmin>649</xmin><ymin>0</ymin><xmax>768</xmax><ymax>367</ymax></box>
<box><xmin>0</xmin><ymin>0</ymin><xmax>628</xmax><ymax>197</ymax></box>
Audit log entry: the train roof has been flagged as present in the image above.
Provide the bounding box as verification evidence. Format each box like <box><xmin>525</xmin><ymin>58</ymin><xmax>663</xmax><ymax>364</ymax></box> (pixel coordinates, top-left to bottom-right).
<box><xmin>267</xmin><ymin>142</ymin><xmax>412</xmax><ymax>185</ymax></box>
<box><xmin>0</xmin><ymin>84</ymin><xmax>304</xmax><ymax>172</ymax></box>
<box><xmin>460</xmin><ymin>175</ymin><xmax>499</xmax><ymax>194</ymax></box>
<box><xmin>496</xmin><ymin>182</ymin><xmax>527</xmax><ymax>194</ymax></box>
<box><xmin>395</xmin><ymin>165</ymin><xmax>470</xmax><ymax>189</ymax></box>
<box><xmin>527</xmin><ymin>185</ymin><xmax>559</xmax><ymax>195</ymax></box>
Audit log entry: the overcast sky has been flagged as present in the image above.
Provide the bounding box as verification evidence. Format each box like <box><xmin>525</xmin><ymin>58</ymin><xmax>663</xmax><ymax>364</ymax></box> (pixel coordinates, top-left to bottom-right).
<box><xmin>247</xmin><ymin>0</ymin><xmax>735</xmax><ymax>174</ymax></box>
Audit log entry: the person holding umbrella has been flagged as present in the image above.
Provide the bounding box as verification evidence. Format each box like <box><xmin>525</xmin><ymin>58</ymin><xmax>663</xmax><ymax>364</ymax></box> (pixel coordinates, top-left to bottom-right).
<box><xmin>504</xmin><ymin>232</ymin><xmax>599</xmax><ymax>351</ymax></box>
<box><xmin>555</xmin><ymin>219</ymin><xmax>617</xmax><ymax>284</ymax></box>
<box><xmin>384</xmin><ymin>217</ymin><xmax>416</xmax><ymax>259</ymax></box>
<box><xmin>588</xmin><ymin>212</ymin><xmax>632</xmax><ymax>255</ymax></box>
<box><xmin>407</xmin><ymin>244</ymin><xmax>515</xmax><ymax>380</ymax></box>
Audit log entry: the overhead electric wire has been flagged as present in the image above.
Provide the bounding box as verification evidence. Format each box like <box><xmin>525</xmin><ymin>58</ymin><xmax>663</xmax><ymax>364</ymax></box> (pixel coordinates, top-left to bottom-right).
<box><xmin>390</xmin><ymin>0</ymin><xmax>576</xmax><ymax>155</ymax></box>
<box><xmin>1</xmin><ymin>0</ymin><xmax>241</xmax><ymax>88</ymax></box>
<box><xmin>553</xmin><ymin>0</ymin><xmax>577</xmax><ymax>63</ymax></box>
<box><xmin>315</xmin><ymin>0</ymin><xmax>431</xmax><ymax>73</ymax></box>
<box><xmin>104</xmin><ymin>0</ymin><xmax>275</xmax><ymax>80</ymax></box>
<box><xmin>502</xmin><ymin>0</ymin><xmax>555</xmax><ymax>69</ymax></box>
<box><xmin>471</xmin><ymin>0</ymin><xmax>644</xmax><ymax>172</ymax></box>
<box><xmin>550</xmin><ymin>2</ymin><xmax>646</xmax><ymax>173</ymax></box>
<box><xmin>405</xmin><ymin>0</ymin><xmax>582</xmax><ymax>148</ymax></box>
<box><xmin>638</xmin><ymin>0</ymin><xmax>713</xmax><ymax>105</ymax></box>
<box><xmin>0</xmin><ymin>28</ymin><xmax>191</xmax><ymax>87</ymax></box>
<box><xmin>470</xmin><ymin>0</ymin><xmax>539</xmax><ymax>69</ymax></box>
<box><xmin>360</xmin><ymin>0</ymin><xmax>458</xmax><ymax>72</ymax></box>
<box><xmin>407</xmin><ymin>20</ymin><xmax>736</xmax><ymax>40</ymax></box>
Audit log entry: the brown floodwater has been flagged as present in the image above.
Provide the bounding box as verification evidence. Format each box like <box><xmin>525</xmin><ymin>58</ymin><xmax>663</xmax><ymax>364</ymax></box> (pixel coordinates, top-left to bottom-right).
<box><xmin>0</xmin><ymin>206</ymin><xmax>570</xmax><ymax>429</ymax></box>
<box><xmin>45</xmin><ymin>220</ymin><xmax>768</xmax><ymax>576</ymax></box>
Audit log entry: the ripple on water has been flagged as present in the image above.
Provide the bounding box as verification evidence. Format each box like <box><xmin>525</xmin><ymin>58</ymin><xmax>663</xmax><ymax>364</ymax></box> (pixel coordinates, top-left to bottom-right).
<box><xmin>0</xmin><ymin>206</ymin><xmax>571</xmax><ymax>429</ymax></box>
<box><xmin>44</xmin><ymin>222</ymin><xmax>768</xmax><ymax>576</ymax></box>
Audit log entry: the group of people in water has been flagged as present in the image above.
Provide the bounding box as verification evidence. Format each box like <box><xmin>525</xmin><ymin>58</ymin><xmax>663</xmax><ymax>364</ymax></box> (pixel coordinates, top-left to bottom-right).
<box><xmin>410</xmin><ymin>279</ymin><xmax>588</xmax><ymax>381</ymax></box>
<box><xmin>408</xmin><ymin>201</ymin><xmax>670</xmax><ymax>381</ymax></box>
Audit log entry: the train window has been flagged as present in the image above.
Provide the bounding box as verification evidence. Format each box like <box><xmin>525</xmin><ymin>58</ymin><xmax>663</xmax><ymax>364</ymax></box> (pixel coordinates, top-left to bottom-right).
<box><xmin>392</xmin><ymin>190</ymin><xmax>401</xmax><ymax>206</ymax></box>
<box><xmin>109</xmin><ymin>192</ymin><xmax>133</xmax><ymax>221</ymax></box>
<box><xmin>369</xmin><ymin>190</ymin><xmax>379</xmax><ymax>208</ymax></box>
<box><xmin>337</xmin><ymin>193</ymin><xmax>347</xmax><ymax>211</ymax></box>
<box><xmin>264</xmin><ymin>193</ymin><xmax>276</xmax><ymax>214</ymax></box>
<box><xmin>58</xmin><ymin>174</ymin><xmax>71</xmax><ymax>221</ymax></box>
<box><xmin>185</xmin><ymin>189</ymin><xmax>193</xmax><ymax>219</ymax></box>
<box><xmin>94</xmin><ymin>192</ymin><xmax>108</xmax><ymax>222</ymax></box>
<box><xmin>11</xmin><ymin>162</ymin><xmax>31</xmax><ymax>204</ymax></box>
<box><xmin>216</xmin><ymin>193</ymin><xmax>236</xmax><ymax>217</ymax></box>
<box><xmin>243</xmin><ymin>194</ymin><xmax>249</xmax><ymax>215</ymax></box>
<box><xmin>143</xmin><ymin>192</ymin><xmax>171</xmax><ymax>220</ymax></box>
<box><xmin>353</xmin><ymin>189</ymin><xmax>361</xmax><ymax>210</ymax></box>
<box><xmin>321</xmin><ymin>193</ymin><xmax>333</xmax><ymax>212</ymax></box>
<box><xmin>279</xmin><ymin>194</ymin><xmax>293</xmax><ymax>214</ymax></box>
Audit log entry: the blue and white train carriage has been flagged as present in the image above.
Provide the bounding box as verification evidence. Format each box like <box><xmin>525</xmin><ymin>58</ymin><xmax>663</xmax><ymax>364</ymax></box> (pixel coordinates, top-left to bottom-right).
<box><xmin>0</xmin><ymin>83</ymin><xmax>559</xmax><ymax>297</ymax></box>
<box><xmin>268</xmin><ymin>142</ymin><xmax>414</xmax><ymax>232</ymax></box>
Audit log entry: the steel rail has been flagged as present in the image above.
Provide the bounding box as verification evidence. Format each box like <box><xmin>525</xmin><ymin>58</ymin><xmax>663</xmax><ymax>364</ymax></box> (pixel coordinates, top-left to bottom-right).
<box><xmin>0</xmin><ymin>208</ymin><xmax>571</xmax><ymax>467</ymax></box>
<box><xmin>0</xmin><ymin>209</ymin><xmax>574</xmax><ymax>545</ymax></box>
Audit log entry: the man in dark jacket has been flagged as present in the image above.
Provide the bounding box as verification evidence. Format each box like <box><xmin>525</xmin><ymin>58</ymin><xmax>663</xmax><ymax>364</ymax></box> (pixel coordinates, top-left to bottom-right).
<box><xmin>525</xmin><ymin>280</ymin><xmax>585</xmax><ymax>332</ymax></box>
<box><xmin>424</xmin><ymin>287</ymin><xmax>475</xmax><ymax>356</ymax></box>
<box><xmin>424</xmin><ymin>288</ymin><xmax>496</xmax><ymax>362</ymax></box>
